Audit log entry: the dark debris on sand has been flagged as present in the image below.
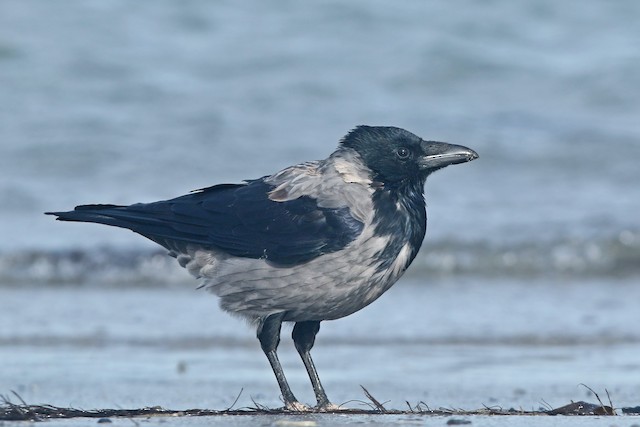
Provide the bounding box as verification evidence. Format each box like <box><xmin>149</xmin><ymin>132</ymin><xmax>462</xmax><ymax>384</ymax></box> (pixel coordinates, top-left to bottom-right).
<box><xmin>1</xmin><ymin>388</ymin><xmax>637</xmax><ymax>422</ymax></box>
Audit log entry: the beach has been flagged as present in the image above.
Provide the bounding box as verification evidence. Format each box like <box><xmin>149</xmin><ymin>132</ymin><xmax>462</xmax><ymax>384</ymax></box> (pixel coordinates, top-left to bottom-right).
<box><xmin>2</xmin><ymin>277</ymin><xmax>639</xmax><ymax>418</ymax></box>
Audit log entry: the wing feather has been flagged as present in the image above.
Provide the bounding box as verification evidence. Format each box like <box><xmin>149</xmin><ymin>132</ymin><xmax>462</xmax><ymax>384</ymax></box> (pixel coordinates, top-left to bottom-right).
<box><xmin>46</xmin><ymin>178</ymin><xmax>364</xmax><ymax>267</ymax></box>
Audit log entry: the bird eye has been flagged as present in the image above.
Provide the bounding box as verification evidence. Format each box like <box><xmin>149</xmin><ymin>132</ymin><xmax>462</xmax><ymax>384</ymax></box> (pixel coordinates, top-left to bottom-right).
<box><xmin>396</xmin><ymin>147</ymin><xmax>410</xmax><ymax>160</ymax></box>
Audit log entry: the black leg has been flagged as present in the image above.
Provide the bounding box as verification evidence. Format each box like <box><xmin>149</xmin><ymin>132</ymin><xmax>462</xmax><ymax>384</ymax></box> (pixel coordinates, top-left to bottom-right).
<box><xmin>292</xmin><ymin>321</ymin><xmax>334</xmax><ymax>409</ymax></box>
<box><xmin>257</xmin><ymin>313</ymin><xmax>306</xmax><ymax>410</ymax></box>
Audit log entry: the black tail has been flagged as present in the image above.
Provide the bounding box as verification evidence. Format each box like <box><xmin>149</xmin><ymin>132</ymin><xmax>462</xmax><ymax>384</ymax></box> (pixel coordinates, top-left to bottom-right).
<box><xmin>45</xmin><ymin>203</ymin><xmax>184</xmax><ymax>251</ymax></box>
<box><xmin>45</xmin><ymin>194</ymin><xmax>225</xmax><ymax>254</ymax></box>
<box><xmin>46</xmin><ymin>204</ymin><xmax>141</xmax><ymax>229</ymax></box>
<box><xmin>45</xmin><ymin>181</ymin><xmax>269</xmax><ymax>257</ymax></box>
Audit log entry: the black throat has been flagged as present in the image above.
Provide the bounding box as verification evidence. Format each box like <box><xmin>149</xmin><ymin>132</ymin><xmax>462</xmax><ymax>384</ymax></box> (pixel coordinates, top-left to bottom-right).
<box><xmin>371</xmin><ymin>179</ymin><xmax>427</xmax><ymax>273</ymax></box>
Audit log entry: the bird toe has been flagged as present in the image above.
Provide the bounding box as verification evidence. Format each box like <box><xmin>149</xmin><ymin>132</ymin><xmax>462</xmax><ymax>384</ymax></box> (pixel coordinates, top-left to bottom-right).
<box><xmin>284</xmin><ymin>401</ymin><xmax>313</xmax><ymax>412</ymax></box>
<box><xmin>316</xmin><ymin>402</ymin><xmax>342</xmax><ymax>412</ymax></box>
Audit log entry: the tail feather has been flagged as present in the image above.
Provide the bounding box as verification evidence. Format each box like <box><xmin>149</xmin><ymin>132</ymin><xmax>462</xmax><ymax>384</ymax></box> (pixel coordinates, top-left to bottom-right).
<box><xmin>45</xmin><ymin>204</ymin><xmax>148</xmax><ymax>231</ymax></box>
<box><xmin>73</xmin><ymin>204</ymin><xmax>124</xmax><ymax>211</ymax></box>
<box><xmin>45</xmin><ymin>203</ymin><xmax>208</xmax><ymax>253</ymax></box>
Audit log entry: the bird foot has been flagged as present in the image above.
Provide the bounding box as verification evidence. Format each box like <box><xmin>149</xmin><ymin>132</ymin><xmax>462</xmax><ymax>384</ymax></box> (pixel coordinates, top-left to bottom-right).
<box><xmin>284</xmin><ymin>401</ymin><xmax>313</xmax><ymax>412</ymax></box>
<box><xmin>282</xmin><ymin>401</ymin><xmax>342</xmax><ymax>412</ymax></box>
<box><xmin>316</xmin><ymin>402</ymin><xmax>342</xmax><ymax>412</ymax></box>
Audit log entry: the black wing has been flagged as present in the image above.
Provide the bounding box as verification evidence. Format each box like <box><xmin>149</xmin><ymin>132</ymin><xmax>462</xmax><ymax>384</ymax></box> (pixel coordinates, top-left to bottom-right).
<box><xmin>46</xmin><ymin>179</ymin><xmax>364</xmax><ymax>267</ymax></box>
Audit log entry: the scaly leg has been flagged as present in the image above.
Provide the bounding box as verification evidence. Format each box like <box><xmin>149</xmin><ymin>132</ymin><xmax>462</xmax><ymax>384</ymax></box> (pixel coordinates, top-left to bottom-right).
<box><xmin>292</xmin><ymin>321</ymin><xmax>338</xmax><ymax>410</ymax></box>
<box><xmin>257</xmin><ymin>313</ymin><xmax>308</xmax><ymax>411</ymax></box>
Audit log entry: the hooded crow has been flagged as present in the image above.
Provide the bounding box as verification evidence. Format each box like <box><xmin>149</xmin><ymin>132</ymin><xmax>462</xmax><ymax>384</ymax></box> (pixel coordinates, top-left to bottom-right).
<box><xmin>46</xmin><ymin>125</ymin><xmax>478</xmax><ymax>411</ymax></box>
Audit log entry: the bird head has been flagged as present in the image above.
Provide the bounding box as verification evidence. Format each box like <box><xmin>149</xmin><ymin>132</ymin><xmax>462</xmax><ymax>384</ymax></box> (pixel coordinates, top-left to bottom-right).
<box><xmin>340</xmin><ymin>126</ymin><xmax>478</xmax><ymax>187</ymax></box>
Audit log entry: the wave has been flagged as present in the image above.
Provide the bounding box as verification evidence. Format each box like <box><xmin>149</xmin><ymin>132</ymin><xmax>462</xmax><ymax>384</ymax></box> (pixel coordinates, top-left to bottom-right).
<box><xmin>2</xmin><ymin>230</ymin><xmax>639</xmax><ymax>286</ymax></box>
<box><xmin>415</xmin><ymin>229</ymin><xmax>640</xmax><ymax>278</ymax></box>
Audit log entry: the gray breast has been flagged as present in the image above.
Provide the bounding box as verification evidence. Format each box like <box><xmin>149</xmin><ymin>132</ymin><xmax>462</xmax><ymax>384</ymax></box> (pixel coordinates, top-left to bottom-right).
<box><xmin>175</xmin><ymin>150</ymin><xmax>416</xmax><ymax>322</ymax></box>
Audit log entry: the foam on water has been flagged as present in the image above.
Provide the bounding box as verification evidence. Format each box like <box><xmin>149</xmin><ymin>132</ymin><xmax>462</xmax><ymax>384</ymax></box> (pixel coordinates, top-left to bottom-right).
<box><xmin>2</xmin><ymin>229</ymin><xmax>639</xmax><ymax>286</ymax></box>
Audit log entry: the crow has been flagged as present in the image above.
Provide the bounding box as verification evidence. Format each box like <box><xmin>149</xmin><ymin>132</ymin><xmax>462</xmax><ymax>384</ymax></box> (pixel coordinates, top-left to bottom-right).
<box><xmin>46</xmin><ymin>125</ymin><xmax>478</xmax><ymax>411</ymax></box>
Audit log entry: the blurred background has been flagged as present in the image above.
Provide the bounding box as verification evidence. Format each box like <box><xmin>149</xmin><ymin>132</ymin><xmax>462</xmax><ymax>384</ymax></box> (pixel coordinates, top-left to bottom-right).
<box><xmin>1</xmin><ymin>0</ymin><xmax>639</xmax><ymax>413</ymax></box>
<box><xmin>1</xmin><ymin>0</ymin><xmax>639</xmax><ymax>284</ymax></box>
<box><xmin>1</xmin><ymin>0</ymin><xmax>639</xmax><ymax>283</ymax></box>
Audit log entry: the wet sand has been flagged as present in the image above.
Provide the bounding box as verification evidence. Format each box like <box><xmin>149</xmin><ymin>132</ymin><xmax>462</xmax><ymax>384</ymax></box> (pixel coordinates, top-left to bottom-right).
<box><xmin>1</xmin><ymin>277</ymin><xmax>639</xmax><ymax>425</ymax></box>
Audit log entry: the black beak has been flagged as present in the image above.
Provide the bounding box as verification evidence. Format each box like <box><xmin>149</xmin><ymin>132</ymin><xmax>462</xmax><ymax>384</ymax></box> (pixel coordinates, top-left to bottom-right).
<box><xmin>419</xmin><ymin>142</ymin><xmax>479</xmax><ymax>171</ymax></box>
